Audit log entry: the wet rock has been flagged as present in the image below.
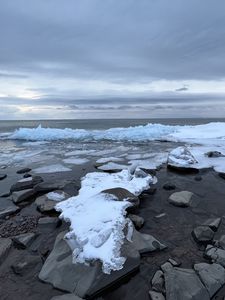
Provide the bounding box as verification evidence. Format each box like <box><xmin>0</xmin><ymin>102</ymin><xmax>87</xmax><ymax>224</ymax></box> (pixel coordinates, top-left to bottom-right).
<box><xmin>205</xmin><ymin>151</ymin><xmax>225</xmax><ymax>158</ymax></box>
<box><xmin>16</xmin><ymin>167</ymin><xmax>32</xmax><ymax>174</ymax></box>
<box><xmin>35</xmin><ymin>191</ymin><xmax>70</xmax><ymax>213</ymax></box>
<box><xmin>202</xmin><ymin>217</ymin><xmax>221</xmax><ymax>231</ymax></box>
<box><xmin>161</xmin><ymin>262</ymin><xmax>173</xmax><ymax>273</ymax></box>
<box><xmin>10</xmin><ymin>176</ymin><xmax>43</xmax><ymax>192</ymax></box>
<box><xmin>102</xmin><ymin>187</ymin><xmax>140</xmax><ymax>208</ymax></box>
<box><xmin>132</xmin><ymin>229</ymin><xmax>167</xmax><ymax>254</ymax></box>
<box><xmin>168</xmin><ymin>191</ymin><xmax>193</xmax><ymax>207</ymax></box>
<box><xmin>163</xmin><ymin>182</ymin><xmax>176</xmax><ymax>191</ymax></box>
<box><xmin>218</xmin><ymin>235</ymin><xmax>225</xmax><ymax>250</ymax></box>
<box><xmin>167</xmin><ymin>146</ymin><xmax>198</xmax><ymax>171</ymax></box>
<box><xmin>39</xmin><ymin>231</ymin><xmax>140</xmax><ymax>298</ymax></box>
<box><xmin>38</xmin><ymin>217</ymin><xmax>61</xmax><ymax>231</ymax></box>
<box><xmin>0</xmin><ymin>237</ymin><xmax>12</xmax><ymax>264</ymax></box>
<box><xmin>0</xmin><ymin>192</ymin><xmax>10</xmax><ymax>197</ymax></box>
<box><xmin>149</xmin><ymin>291</ymin><xmax>165</xmax><ymax>300</ymax></box>
<box><xmin>51</xmin><ymin>295</ymin><xmax>83</xmax><ymax>300</ymax></box>
<box><xmin>12</xmin><ymin>232</ymin><xmax>36</xmax><ymax>249</ymax></box>
<box><xmin>151</xmin><ymin>270</ymin><xmax>164</xmax><ymax>292</ymax></box>
<box><xmin>23</xmin><ymin>173</ymin><xmax>32</xmax><ymax>178</ymax></box>
<box><xmin>192</xmin><ymin>225</ymin><xmax>214</xmax><ymax>244</ymax></box>
<box><xmin>12</xmin><ymin>188</ymin><xmax>36</xmax><ymax>204</ymax></box>
<box><xmin>128</xmin><ymin>214</ymin><xmax>144</xmax><ymax>229</ymax></box>
<box><xmin>34</xmin><ymin>181</ymin><xmax>67</xmax><ymax>193</ymax></box>
<box><xmin>11</xmin><ymin>254</ymin><xmax>42</xmax><ymax>275</ymax></box>
<box><xmin>194</xmin><ymin>262</ymin><xmax>225</xmax><ymax>297</ymax></box>
<box><xmin>0</xmin><ymin>174</ymin><xmax>7</xmax><ymax>180</ymax></box>
<box><xmin>205</xmin><ymin>245</ymin><xmax>225</xmax><ymax>267</ymax></box>
<box><xmin>164</xmin><ymin>267</ymin><xmax>209</xmax><ymax>300</ymax></box>
<box><xmin>0</xmin><ymin>198</ymin><xmax>19</xmax><ymax>218</ymax></box>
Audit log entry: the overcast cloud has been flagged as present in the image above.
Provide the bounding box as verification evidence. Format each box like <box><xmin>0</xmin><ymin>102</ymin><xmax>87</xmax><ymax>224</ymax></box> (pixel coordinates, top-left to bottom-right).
<box><xmin>0</xmin><ymin>0</ymin><xmax>225</xmax><ymax>119</ymax></box>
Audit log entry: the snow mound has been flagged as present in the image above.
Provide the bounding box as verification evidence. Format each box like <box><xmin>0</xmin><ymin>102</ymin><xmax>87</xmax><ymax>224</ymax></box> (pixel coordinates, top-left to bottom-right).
<box><xmin>55</xmin><ymin>169</ymin><xmax>153</xmax><ymax>273</ymax></box>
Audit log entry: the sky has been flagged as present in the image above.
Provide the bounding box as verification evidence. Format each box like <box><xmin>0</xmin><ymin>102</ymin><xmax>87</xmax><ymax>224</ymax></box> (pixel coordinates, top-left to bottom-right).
<box><xmin>0</xmin><ymin>0</ymin><xmax>225</xmax><ymax>120</ymax></box>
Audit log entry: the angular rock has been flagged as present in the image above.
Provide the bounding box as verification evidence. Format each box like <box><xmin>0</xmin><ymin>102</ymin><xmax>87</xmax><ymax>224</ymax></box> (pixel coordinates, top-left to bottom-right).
<box><xmin>39</xmin><ymin>231</ymin><xmax>140</xmax><ymax>298</ymax></box>
<box><xmin>128</xmin><ymin>214</ymin><xmax>144</xmax><ymax>229</ymax></box>
<box><xmin>10</xmin><ymin>176</ymin><xmax>43</xmax><ymax>192</ymax></box>
<box><xmin>132</xmin><ymin>229</ymin><xmax>166</xmax><ymax>254</ymax></box>
<box><xmin>205</xmin><ymin>245</ymin><xmax>225</xmax><ymax>267</ymax></box>
<box><xmin>192</xmin><ymin>226</ymin><xmax>214</xmax><ymax>244</ymax></box>
<box><xmin>163</xmin><ymin>182</ymin><xmax>176</xmax><ymax>191</ymax></box>
<box><xmin>164</xmin><ymin>267</ymin><xmax>210</xmax><ymax>300</ymax></box>
<box><xmin>12</xmin><ymin>232</ymin><xmax>36</xmax><ymax>249</ymax></box>
<box><xmin>0</xmin><ymin>198</ymin><xmax>19</xmax><ymax>218</ymax></box>
<box><xmin>0</xmin><ymin>174</ymin><xmax>7</xmax><ymax>180</ymax></box>
<box><xmin>161</xmin><ymin>262</ymin><xmax>173</xmax><ymax>273</ymax></box>
<box><xmin>35</xmin><ymin>191</ymin><xmax>70</xmax><ymax>213</ymax></box>
<box><xmin>151</xmin><ymin>270</ymin><xmax>164</xmax><ymax>292</ymax></box>
<box><xmin>102</xmin><ymin>187</ymin><xmax>140</xmax><ymax>208</ymax></box>
<box><xmin>149</xmin><ymin>291</ymin><xmax>165</xmax><ymax>300</ymax></box>
<box><xmin>194</xmin><ymin>262</ymin><xmax>225</xmax><ymax>297</ymax></box>
<box><xmin>168</xmin><ymin>191</ymin><xmax>193</xmax><ymax>207</ymax></box>
<box><xmin>218</xmin><ymin>235</ymin><xmax>225</xmax><ymax>250</ymax></box>
<box><xmin>50</xmin><ymin>295</ymin><xmax>83</xmax><ymax>300</ymax></box>
<box><xmin>16</xmin><ymin>167</ymin><xmax>32</xmax><ymax>174</ymax></box>
<box><xmin>34</xmin><ymin>181</ymin><xmax>68</xmax><ymax>193</ymax></box>
<box><xmin>38</xmin><ymin>217</ymin><xmax>61</xmax><ymax>231</ymax></box>
<box><xmin>167</xmin><ymin>146</ymin><xmax>198</xmax><ymax>171</ymax></box>
<box><xmin>202</xmin><ymin>217</ymin><xmax>221</xmax><ymax>231</ymax></box>
<box><xmin>12</xmin><ymin>188</ymin><xmax>36</xmax><ymax>204</ymax></box>
<box><xmin>11</xmin><ymin>254</ymin><xmax>42</xmax><ymax>275</ymax></box>
<box><xmin>205</xmin><ymin>151</ymin><xmax>225</xmax><ymax>158</ymax></box>
<box><xmin>0</xmin><ymin>237</ymin><xmax>12</xmax><ymax>264</ymax></box>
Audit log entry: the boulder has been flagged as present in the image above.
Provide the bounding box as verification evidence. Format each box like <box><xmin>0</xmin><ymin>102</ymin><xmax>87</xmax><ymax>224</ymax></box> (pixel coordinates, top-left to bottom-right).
<box><xmin>218</xmin><ymin>235</ymin><xmax>225</xmax><ymax>250</ymax></box>
<box><xmin>164</xmin><ymin>267</ymin><xmax>209</xmax><ymax>300</ymax></box>
<box><xmin>192</xmin><ymin>226</ymin><xmax>214</xmax><ymax>244</ymax></box>
<box><xmin>39</xmin><ymin>231</ymin><xmax>140</xmax><ymax>298</ymax></box>
<box><xmin>102</xmin><ymin>187</ymin><xmax>140</xmax><ymax>208</ymax></box>
<box><xmin>11</xmin><ymin>254</ymin><xmax>42</xmax><ymax>275</ymax></box>
<box><xmin>12</xmin><ymin>232</ymin><xmax>36</xmax><ymax>249</ymax></box>
<box><xmin>0</xmin><ymin>198</ymin><xmax>19</xmax><ymax>218</ymax></box>
<box><xmin>194</xmin><ymin>262</ymin><xmax>225</xmax><ymax>297</ymax></box>
<box><xmin>128</xmin><ymin>214</ymin><xmax>144</xmax><ymax>229</ymax></box>
<box><xmin>35</xmin><ymin>191</ymin><xmax>70</xmax><ymax>213</ymax></box>
<box><xmin>16</xmin><ymin>167</ymin><xmax>32</xmax><ymax>174</ymax></box>
<box><xmin>0</xmin><ymin>174</ymin><xmax>7</xmax><ymax>181</ymax></box>
<box><xmin>34</xmin><ymin>181</ymin><xmax>68</xmax><ymax>193</ymax></box>
<box><xmin>149</xmin><ymin>291</ymin><xmax>165</xmax><ymax>300</ymax></box>
<box><xmin>12</xmin><ymin>188</ymin><xmax>36</xmax><ymax>204</ymax></box>
<box><xmin>151</xmin><ymin>270</ymin><xmax>164</xmax><ymax>292</ymax></box>
<box><xmin>50</xmin><ymin>295</ymin><xmax>83</xmax><ymax>300</ymax></box>
<box><xmin>168</xmin><ymin>191</ymin><xmax>193</xmax><ymax>207</ymax></box>
<box><xmin>0</xmin><ymin>237</ymin><xmax>12</xmax><ymax>264</ymax></box>
<box><xmin>167</xmin><ymin>146</ymin><xmax>198</xmax><ymax>171</ymax></box>
<box><xmin>10</xmin><ymin>176</ymin><xmax>43</xmax><ymax>192</ymax></box>
<box><xmin>205</xmin><ymin>245</ymin><xmax>225</xmax><ymax>267</ymax></box>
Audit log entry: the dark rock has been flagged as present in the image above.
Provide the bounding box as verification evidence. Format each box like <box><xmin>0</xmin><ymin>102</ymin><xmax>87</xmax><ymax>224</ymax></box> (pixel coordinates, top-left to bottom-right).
<box><xmin>164</xmin><ymin>267</ymin><xmax>209</xmax><ymax>300</ymax></box>
<box><xmin>0</xmin><ymin>237</ymin><xmax>12</xmax><ymax>264</ymax></box>
<box><xmin>10</xmin><ymin>176</ymin><xmax>43</xmax><ymax>192</ymax></box>
<box><xmin>0</xmin><ymin>198</ymin><xmax>20</xmax><ymax>218</ymax></box>
<box><xmin>51</xmin><ymin>295</ymin><xmax>83</xmax><ymax>300</ymax></box>
<box><xmin>102</xmin><ymin>188</ymin><xmax>140</xmax><ymax>208</ymax></box>
<box><xmin>39</xmin><ymin>231</ymin><xmax>140</xmax><ymax>298</ymax></box>
<box><xmin>141</xmin><ymin>187</ymin><xmax>157</xmax><ymax>195</ymax></box>
<box><xmin>23</xmin><ymin>173</ymin><xmax>32</xmax><ymax>178</ymax></box>
<box><xmin>168</xmin><ymin>191</ymin><xmax>193</xmax><ymax>207</ymax></box>
<box><xmin>128</xmin><ymin>214</ymin><xmax>144</xmax><ymax>229</ymax></box>
<box><xmin>16</xmin><ymin>167</ymin><xmax>32</xmax><ymax>174</ymax></box>
<box><xmin>163</xmin><ymin>182</ymin><xmax>176</xmax><ymax>190</ymax></box>
<box><xmin>12</xmin><ymin>232</ymin><xmax>37</xmax><ymax>249</ymax></box>
<box><xmin>194</xmin><ymin>262</ymin><xmax>225</xmax><ymax>297</ymax></box>
<box><xmin>192</xmin><ymin>225</ymin><xmax>214</xmax><ymax>244</ymax></box>
<box><xmin>202</xmin><ymin>217</ymin><xmax>221</xmax><ymax>231</ymax></box>
<box><xmin>34</xmin><ymin>181</ymin><xmax>67</xmax><ymax>193</ymax></box>
<box><xmin>11</xmin><ymin>254</ymin><xmax>42</xmax><ymax>275</ymax></box>
<box><xmin>151</xmin><ymin>270</ymin><xmax>164</xmax><ymax>292</ymax></box>
<box><xmin>205</xmin><ymin>151</ymin><xmax>225</xmax><ymax>158</ymax></box>
<box><xmin>38</xmin><ymin>217</ymin><xmax>61</xmax><ymax>231</ymax></box>
<box><xmin>12</xmin><ymin>188</ymin><xmax>36</xmax><ymax>204</ymax></box>
<box><xmin>149</xmin><ymin>291</ymin><xmax>165</xmax><ymax>300</ymax></box>
<box><xmin>205</xmin><ymin>245</ymin><xmax>225</xmax><ymax>267</ymax></box>
<box><xmin>0</xmin><ymin>174</ymin><xmax>7</xmax><ymax>181</ymax></box>
<box><xmin>35</xmin><ymin>191</ymin><xmax>70</xmax><ymax>213</ymax></box>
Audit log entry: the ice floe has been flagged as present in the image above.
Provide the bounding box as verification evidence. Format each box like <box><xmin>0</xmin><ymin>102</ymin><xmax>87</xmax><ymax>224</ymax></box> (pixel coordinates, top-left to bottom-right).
<box><xmin>63</xmin><ymin>157</ymin><xmax>89</xmax><ymax>165</ymax></box>
<box><xmin>33</xmin><ymin>164</ymin><xmax>72</xmax><ymax>174</ymax></box>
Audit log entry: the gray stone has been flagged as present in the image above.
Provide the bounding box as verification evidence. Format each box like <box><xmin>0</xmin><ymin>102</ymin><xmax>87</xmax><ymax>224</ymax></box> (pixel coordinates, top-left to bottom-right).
<box><xmin>16</xmin><ymin>167</ymin><xmax>32</xmax><ymax>174</ymax></box>
<box><xmin>161</xmin><ymin>262</ymin><xmax>173</xmax><ymax>273</ymax></box>
<box><xmin>205</xmin><ymin>245</ymin><xmax>225</xmax><ymax>267</ymax></box>
<box><xmin>0</xmin><ymin>174</ymin><xmax>7</xmax><ymax>180</ymax></box>
<box><xmin>39</xmin><ymin>231</ymin><xmax>140</xmax><ymax>298</ymax></box>
<box><xmin>102</xmin><ymin>187</ymin><xmax>139</xmax><ymax>208</ymax></box>
<box><xmin>151</xmin><ymin>270</ymin><xmax>164</xmax><ymax>292</ymax></box>
<box><xmin>219</xmin><ymin>235</ymin><xmax>225</xmax><ymax>249</ymax></box>
<box><xmin>202</xmin><ymin>217</ymin><xmax>221</xmax><ymax>231</ymax></box>
<box><xmin>10</xmin><ymin>176</ymin><xmax>43</xmax><ymax>192</ymax></box>
<box><xmin>0</xmin><ymin>237</ymin><xmax>12</xmax><ymax>264</ymax></box>
<box><xmin>34</xmin><ymin>181</ymin><xmax>68</xmax><ymax>193</ymax></box>
<box><xmin>11</xmin><ymin>254</ymin><xmax>42</xmax><ymax>275</ymax></box>
<box><xmin>0</xmin><ymin>198</ymin><xmax>19</xmax><ymax>218</ymax></box>
<box><xmin>12</xmin><ymin>188</ymin><xmax>36</xmax><ymax>204</ymax></box>
<box><xmin>164</xmin><ymin>267</ymin><xmax>210</xmax><ymax>300</ymax></box>
<box><xmin>168</xmin><ymin>191</ymin><xmax>193</xmax><ymax>207</ymax></box>
<box><xmin>192</xmin><ymin>225</ymin><xmax>214</xmax><ymax>243</ymax></box>
<box><xmin>132</xmin><ymin>228</ymin><xmax>167</xmax><ymax>254</ymax></box>
<box><xmin>38</xmin><ymin>217</ymin><xmax>60</xmax><ymax>231</ymax></box>
<box><xmin>194</xmin><ymin>262</ymin><xmax>225</xmax><ymax>297</ymax></box>
<box><xmin>12</xmin><ymin>232</ymin><xmax>36</xmax><ymax>249</ymax></box>
<box><xmin>35</xmin><ymin>191</ymin><xmax>69</xmax><ymax>213</ymax></box>
<box><xmin>149</xmin><ymin>291</ymin><xmax>165</xmax><ymax>300</ymax></box>
<box><xmin>128</xmin><ymin>214</ymin><xmax>144</xmax><ymax>229</ymax></box>
<box><xmin>51</xmin><ymin>295</ymin><xmax>83</xmax><ymax>300</ymax></box>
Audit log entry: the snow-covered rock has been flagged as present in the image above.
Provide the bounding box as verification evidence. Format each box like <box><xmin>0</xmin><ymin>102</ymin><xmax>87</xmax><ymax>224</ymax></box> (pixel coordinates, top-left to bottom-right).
<box><xmin>167</xmin><ymin>146</ymin><xmax>198</xmax><ymax>170</ymax></box>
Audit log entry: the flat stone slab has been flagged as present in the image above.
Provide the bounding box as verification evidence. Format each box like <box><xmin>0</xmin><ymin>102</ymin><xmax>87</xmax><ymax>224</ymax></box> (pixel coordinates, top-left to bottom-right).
<box><xmin>202</xmin><ymin>217</ymin><xmax>221</xmax><ymax>231</ymax></box>
<box><xmin>128</xmin><ymin>214</ymin><xmax>144</xmax><ymax>229</ymax></box>
<box><xmin>10</xmin><ymin>176</ymin><xmax>43</xmax><ymax>192</ymax></box>
<box><xmin>0</xmin><ymin>198</ymin><xmax>20</xmax><ymax>218</ymax></box>
<box><xmin>12</xmin><ymin>188</ymin><xmax>36</xmax><ymax>204</ymax></box>
<box><xmin>38</xmin><ymin>217</ymin><xmax>60</xmax><ymax>231</ymax></box>
<box><xmin>12</xmin><ymin>232</ymin><xmax>36</xmax><ymax>249</ymax></box>
<box><xmin>0</xmin><ymin>237</ymin><xmax>12</xmax><ymax>265</ymax></box>
<box><xmin>168</xmin><ymin>191</ymin><xmax>194</xmax><ymax>207</ymax></box>
<box><xmin>194</xmin><ymin>262</ymin><xmax>225</xmax><ymax>297</ymax></box>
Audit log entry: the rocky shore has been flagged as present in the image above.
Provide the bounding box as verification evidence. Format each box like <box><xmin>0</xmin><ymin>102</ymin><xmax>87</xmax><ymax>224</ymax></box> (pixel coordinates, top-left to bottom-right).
<box><xmin>1</xmin><ymin>148</ymin><xmax>225</xmax><ymax>300</ymax></box>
